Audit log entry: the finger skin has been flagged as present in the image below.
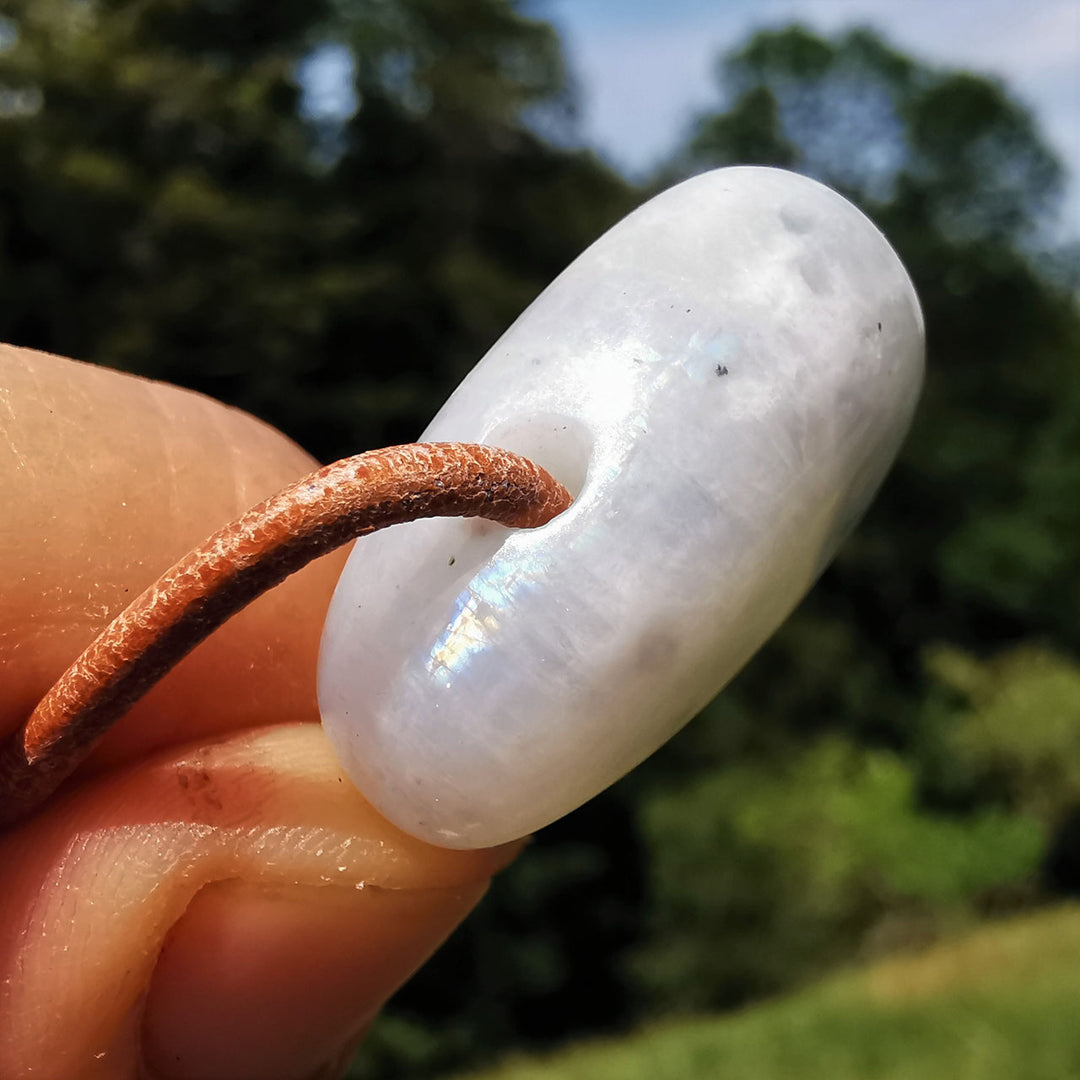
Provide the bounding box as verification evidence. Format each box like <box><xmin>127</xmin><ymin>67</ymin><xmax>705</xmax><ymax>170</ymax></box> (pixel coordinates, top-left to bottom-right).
<box><xmin>0</xmin><ymin>725</ymin><xmax>512</xmax><ymax>1079</ymax></box>
<box><xmin>0</xmin><ymin>341</ymin><xmax>347</xmax><ymax>770</ymax></box>
<box><xmin>0</xmin><ymin>345</ymin><xmax>513</xmax><ymax>1077</ymax></box>
<box><xmin>141</xmin><ymin>881</ymin><xmax>484</xmax><ymax>1080</ymax></box>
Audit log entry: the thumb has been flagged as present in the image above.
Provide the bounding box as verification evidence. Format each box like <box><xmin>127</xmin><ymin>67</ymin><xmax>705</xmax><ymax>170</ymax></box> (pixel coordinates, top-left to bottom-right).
<box><xmin>0</xmin><ymin>344</ymin><xmax>516</xmax><ymax>1078</ymax></box>
<box><xmin>0</xmin><ymin>724</ymin><xmax>511</xmax><ymax>1080</ymax></box>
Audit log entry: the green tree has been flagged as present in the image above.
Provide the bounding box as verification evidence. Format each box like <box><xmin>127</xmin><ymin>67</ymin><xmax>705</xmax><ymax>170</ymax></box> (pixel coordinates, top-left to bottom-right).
<box><xmin>667</xmin><ymin>26</ymin><xmax>1080</xmax><ymax>673</ymax></box>
<box><xmin>627</xmin><ymin>23</ymin><xmax>1080</xmax><ymax>1021</ymax></box>
<box><xmin>924</xmin><ymin>645</ymin><xmax>1080</xmax><ymax>826</ymax></box>
<box><xmin>0</xmin><ymin>0</ymin><xmax>632</xmax><ymax>461</ymax></box>
<box><xmin>0</xmin><ymin>0</ymin><xmax>331</xmax><ymax>417</ymax></box>
<box><xmin>632</xmin><ymin>738</ymin><xmax>1042</xmax><ymax>1011</ymax></box>
<box><xmin>303</xmin><ymin>0</ymin><xmax>635</xmax><ymax>457</ymax></box>
<box><xmin>642</xmin><ymin>24</ymin><xmax>1080</xmax><ymax>766</ymax></box>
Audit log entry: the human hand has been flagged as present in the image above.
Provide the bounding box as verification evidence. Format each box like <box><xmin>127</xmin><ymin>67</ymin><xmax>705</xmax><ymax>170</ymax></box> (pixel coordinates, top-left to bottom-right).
<box><xmin>0</xmin><ymin>343</ymin><xmax>517</xmax><ymax>1079</ymax></box>
<box><xmin>0</xmin><ymin>165</ymin><xmax>924</xmax><ymax>1079</ymax></box>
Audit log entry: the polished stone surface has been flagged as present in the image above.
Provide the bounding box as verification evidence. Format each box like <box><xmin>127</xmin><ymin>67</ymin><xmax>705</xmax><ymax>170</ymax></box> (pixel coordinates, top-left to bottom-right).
<box><xmin>319</xmin><ymin>166</ymin><xmax>924</xmax><ymax>848</ymax></box>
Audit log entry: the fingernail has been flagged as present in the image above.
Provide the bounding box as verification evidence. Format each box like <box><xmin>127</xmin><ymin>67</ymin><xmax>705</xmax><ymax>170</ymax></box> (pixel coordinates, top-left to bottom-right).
<box><xmin>141</xmin><ymin>878</ymin><xmax>486</xmax><ymax>1080</ymax></box>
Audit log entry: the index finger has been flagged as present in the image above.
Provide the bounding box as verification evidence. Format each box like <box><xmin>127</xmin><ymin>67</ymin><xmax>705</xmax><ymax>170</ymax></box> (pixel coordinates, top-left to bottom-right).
<box><xmin>0</xmin><ymin>342</ymin><xmax>348</xmax><ymax>773</ymax></box>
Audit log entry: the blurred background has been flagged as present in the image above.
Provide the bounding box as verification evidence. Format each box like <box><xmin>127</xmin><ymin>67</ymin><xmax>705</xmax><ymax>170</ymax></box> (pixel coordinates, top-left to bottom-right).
<box><xmin>1</xmin><ymin>1</ymin><xmax>1078</xmax><ymax>1077</ymax></box>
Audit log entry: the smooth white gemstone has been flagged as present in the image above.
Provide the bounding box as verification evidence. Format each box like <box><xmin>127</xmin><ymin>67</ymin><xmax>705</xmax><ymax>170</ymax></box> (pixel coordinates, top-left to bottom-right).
<box><xmin>319</xmin><ymin>166</ymin><xmax>924</xmax><ymax>849</ymax></box>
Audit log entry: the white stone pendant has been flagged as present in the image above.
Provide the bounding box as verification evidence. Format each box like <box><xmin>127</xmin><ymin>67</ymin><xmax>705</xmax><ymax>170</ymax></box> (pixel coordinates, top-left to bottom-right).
<box><xmin>319</xmin><ymin>166</ymin><xmax>924</xmax><ymax>849</ymax></box>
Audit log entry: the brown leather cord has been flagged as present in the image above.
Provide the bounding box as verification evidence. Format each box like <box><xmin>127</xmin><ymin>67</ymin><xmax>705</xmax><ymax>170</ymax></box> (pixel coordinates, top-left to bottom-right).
<box><xmin>0</xmin><ymin>442</ymin><xmax>572</xmax><ymax>827</ymax></box>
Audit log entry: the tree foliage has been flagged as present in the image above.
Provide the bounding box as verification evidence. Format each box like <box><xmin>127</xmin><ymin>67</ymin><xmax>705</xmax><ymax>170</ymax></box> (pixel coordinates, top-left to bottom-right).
<box><xmin>634</xmin><ymin>734</ymin><xmax>1044</xmax><ymax>1011</ymax></box>
<box><xmin>628</xmin><ymin>22</ymin><xmax>1080</xmax><ymax>1021</ymax></box>
<box><xmin>0</xmin><ymin>0</ymin><xmax>632</xmax><ymax>460</ymax></box>
<box><xmin>673</xmin><ymin>24</ymin><xmax>1080</xmax><ymax>657</ymax></box>
<box><xmin>925</xmin><ymin>645</ymin><xmax>1080</xmax><ymax>828</ymax></box>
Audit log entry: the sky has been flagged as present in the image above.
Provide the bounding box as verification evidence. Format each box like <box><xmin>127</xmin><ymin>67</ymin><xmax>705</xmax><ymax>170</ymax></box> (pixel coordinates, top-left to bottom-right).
<box><xmin>541</xmin><ymin>0</ymin><xmax>1080</xmax><ymax>235</ymax></box>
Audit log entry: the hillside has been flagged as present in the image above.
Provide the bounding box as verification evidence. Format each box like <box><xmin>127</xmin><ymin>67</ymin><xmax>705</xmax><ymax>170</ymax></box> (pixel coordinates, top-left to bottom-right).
<box><xmin>453</xmin><ymin>906</ymin><xmax>1080</xmax><ymax>1080</ymax></box>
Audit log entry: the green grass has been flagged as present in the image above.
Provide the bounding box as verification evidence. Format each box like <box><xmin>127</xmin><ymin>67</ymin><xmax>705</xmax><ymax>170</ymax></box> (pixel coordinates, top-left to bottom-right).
<box><xmin>452</xmin><ymin>906</ymin><xmax>1080</xmax><ymax>1080</ymax></box>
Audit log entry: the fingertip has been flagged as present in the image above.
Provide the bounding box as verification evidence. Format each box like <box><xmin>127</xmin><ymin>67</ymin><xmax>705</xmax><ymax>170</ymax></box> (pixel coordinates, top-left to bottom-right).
<box><xmin>140</xmin><ymin>879</ymin><xmax>488</xmax><ymax>1080</ymax></box>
